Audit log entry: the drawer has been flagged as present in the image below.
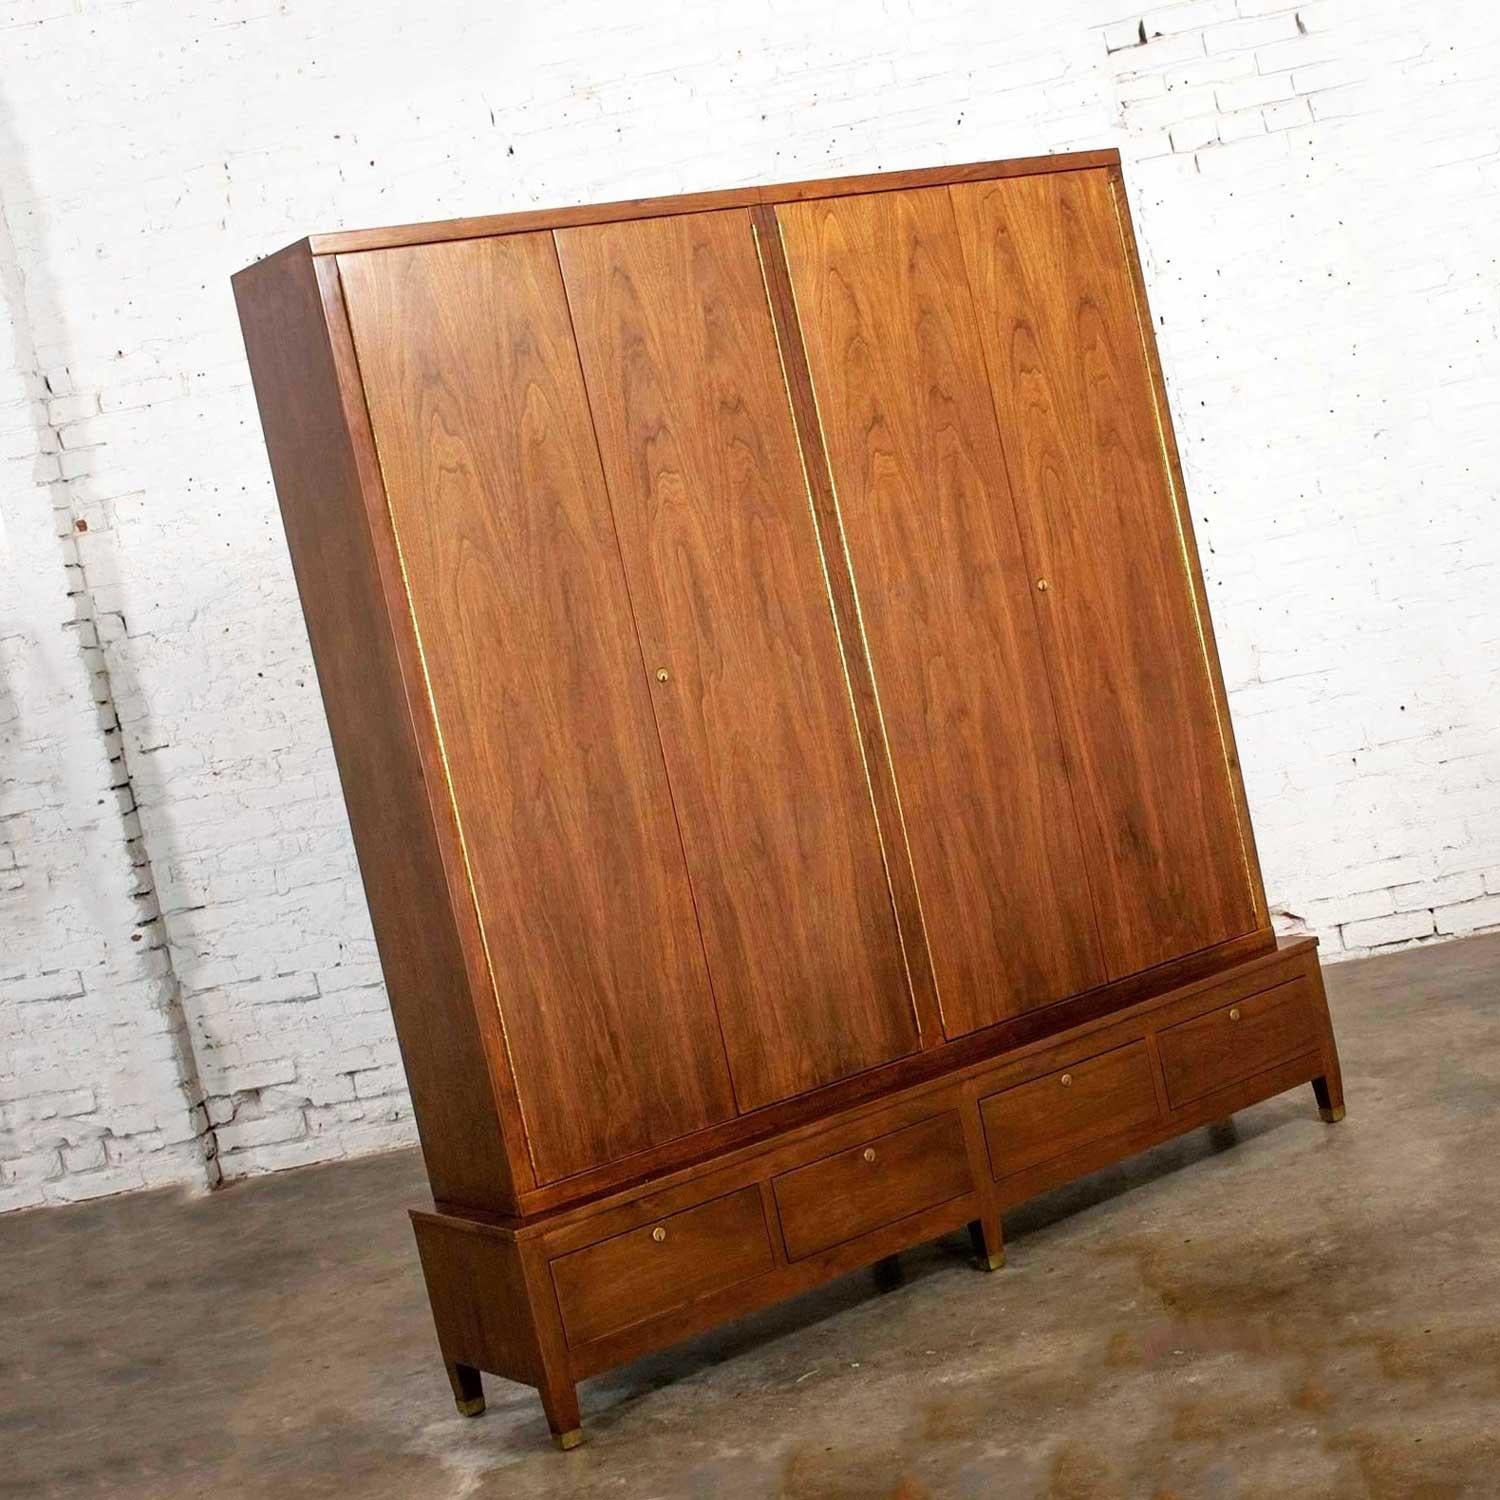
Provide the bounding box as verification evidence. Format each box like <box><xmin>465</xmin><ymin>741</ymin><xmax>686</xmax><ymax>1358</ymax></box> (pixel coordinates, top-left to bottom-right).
<box><xmin>550</xmin><ymin>1187</ymin><xmax>774</xmax><ymax>1347</ymax></box>
<box><xmin>1158</xmin><ymin>978</ymin><xmax>1321</xmax><ymax>1109</ymax></box>
<box><xmin>980</xmin><ymin>1040</ymin><xmax>1160</xmax><ymax>1180</ymax></box>
<box><xmin>772</xmin><ymin>1112</ymin><xmax>972</xmax><ymax>1262</ymax></box>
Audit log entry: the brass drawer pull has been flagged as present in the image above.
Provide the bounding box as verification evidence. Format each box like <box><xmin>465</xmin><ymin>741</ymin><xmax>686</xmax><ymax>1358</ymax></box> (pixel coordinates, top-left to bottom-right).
<box><xmin>1229</xmin><ymin>1007</ymin><xmax>1242</xmax><ymax>1022</ymax></box>
<box><xmin>862</xmin><ymin>1146</ymin><xmax>877</xmax><ymax>1164</ymax></box>
<box><xmin>651</xmin><ymin>1225</ymin><xmax>667</xmax><ymax>1243</ymax></box>
<box><xmin>1060</xmin><ymin>1072</ymin><xmax>1073</xmax><ymax>1087</ymax></box>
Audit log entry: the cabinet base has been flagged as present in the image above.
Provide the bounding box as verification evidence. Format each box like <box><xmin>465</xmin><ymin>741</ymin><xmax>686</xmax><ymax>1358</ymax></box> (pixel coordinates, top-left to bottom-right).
<box><xmin>412</xmin><ymin>938</ymin><xmax>1342</xmax><ymax>1450</ymax></box>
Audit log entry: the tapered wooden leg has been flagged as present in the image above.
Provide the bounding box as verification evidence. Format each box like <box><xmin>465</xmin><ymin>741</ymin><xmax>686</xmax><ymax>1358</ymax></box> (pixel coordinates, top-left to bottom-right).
<box><xmin>541</xmin><ymin>1378</ymin><xmax>583</xmax><ymax>1451</ymax></box>
<box><xmin>872</xmin><ymin>1254</ymin><xmax>905</xmax><ymax>1292</ymax></box>
<box><xmin>969</xmin><ymin>1216</ymin><xmax>1005</xmax><ymax>1271</ymax></box>
<box><xmin>1312</xmin><ymin>1071</ymin><xmax>1345</xmax><ymax>1124</ymax></box>
<box><xmin>446</xmin><ymin>1361</ymin><xmax>485</xmax><ymax>1418</ymax></box>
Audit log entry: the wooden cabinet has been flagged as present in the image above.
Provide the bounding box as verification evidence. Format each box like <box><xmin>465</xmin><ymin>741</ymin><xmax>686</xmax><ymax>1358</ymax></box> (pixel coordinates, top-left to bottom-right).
<box><xmin>235</xmin><ymin>150</ymin><xmax>1344</xmax><ymax>1452</ymax></box>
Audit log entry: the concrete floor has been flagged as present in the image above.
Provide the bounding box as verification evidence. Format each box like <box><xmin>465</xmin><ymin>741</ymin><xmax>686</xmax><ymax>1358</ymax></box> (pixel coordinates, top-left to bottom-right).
<box><xmin>6</xmin><ymin>934</ymin><xmax>1500</xmax><ymax>1498</ymax></box>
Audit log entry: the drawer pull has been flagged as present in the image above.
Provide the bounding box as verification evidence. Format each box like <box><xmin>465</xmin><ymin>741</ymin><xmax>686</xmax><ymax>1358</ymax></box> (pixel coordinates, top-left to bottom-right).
<box><xmin>1229</xmin><ymin>1007</ymin><xmax>1242</xmax><ymax>1022</ymax></box>
<box><xmin>1060</xmin><ymin>1072</ymin><xmax>1073</xmax><ymax>1087</ymax></box>
<box><xmin>862</xmin><ymin>1147</ymin><xmax>877</xmax><ymax>1164</ymax></box>
<box><xmin>651</xmin><ymin>1225</ymin><xmax>667</xmax><ymax>1243</ymax></box>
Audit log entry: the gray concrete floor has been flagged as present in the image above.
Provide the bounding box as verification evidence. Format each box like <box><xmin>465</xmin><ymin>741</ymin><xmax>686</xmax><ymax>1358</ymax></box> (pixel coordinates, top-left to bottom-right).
<box><xmin>6</xmin><ymin>934</ymin><xmax>1500</xmax><ymax>1498</ymax></box>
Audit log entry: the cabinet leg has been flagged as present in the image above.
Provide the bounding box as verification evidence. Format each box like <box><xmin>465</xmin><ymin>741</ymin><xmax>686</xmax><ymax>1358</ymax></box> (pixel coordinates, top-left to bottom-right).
<box><xmin>446</xmin><ymin>1361</ymin><xmax>485</xmax><ymax>1418</ymax></box>
<box><xmin>1312</xmin><ymin>1071</ymin><xmax>1345</xmax><ymax>1124</ymax></box>
<box><xmin>541</xmin><ymin>1378</ymin><xmax>583</xmax><ymax>1451</ymax></box>
<box><xmin>969</xmin><ymin>1216</ymin><xmax>1005</xmax><ymax>1272</ymax></box>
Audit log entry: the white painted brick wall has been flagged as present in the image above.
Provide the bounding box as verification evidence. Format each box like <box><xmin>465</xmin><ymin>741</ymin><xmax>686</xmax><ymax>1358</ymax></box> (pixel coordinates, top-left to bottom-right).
<box><xmin>1</xmin><ymin>0</ymin><xmax>1497</xmax><ymax>1208</ymax></box>
<box><xmin>1</xmin><ymin>222</ymin><xmax>207</xmax><ymax>1209</ymax></box>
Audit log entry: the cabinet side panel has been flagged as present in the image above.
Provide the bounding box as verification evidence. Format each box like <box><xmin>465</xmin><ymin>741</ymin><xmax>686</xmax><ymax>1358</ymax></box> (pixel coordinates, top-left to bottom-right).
<box><xmin>950</xmin><ymin>169</ymin><xmax>1261</xmax><ymax>978</ymax></box>
<box><xmin>336</xmin><ymin>235</ymin><xmax>738</xmax><ymax>1184</ymax></box>
<box><xmin>232</xmin><ymin>244</ymin><xmax>518</xmax><ymax>1210</ymax></box>
<box><xmin>776</xmin><ymin>188</ymin><xmax>1106</xmax><ymax>1034</ymax></box>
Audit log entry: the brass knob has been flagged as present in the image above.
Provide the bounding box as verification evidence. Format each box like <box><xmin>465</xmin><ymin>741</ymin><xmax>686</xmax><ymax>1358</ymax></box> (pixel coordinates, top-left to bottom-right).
<box><xmin>651</xmin><ymin>1225</ymin><xmax>666</xmax><ymax>1243</ymax></box>
<box><xmin>1036</xmin><ymin>578</ymin><xmax>1050</xmax><ymax>592</ymax></box>
<box><xmin>862</xmin><ymin>1147</ymin><xmax>877</xmax><ymax>1164</ymax></box>
<box><xmin>655</xmin><ymin>668</ymin><xmax>670</xmax><ymax>683</ymax></box>
<box><xmin>1060</xmin><ymin>1072</ymin><xmax>1073</xmax><ymax>1087</ymax></box>
<box><xmin>1229</xmin><ymin>1007</ymin><xmax>1242</xmax><ymax>1022</ymax></box>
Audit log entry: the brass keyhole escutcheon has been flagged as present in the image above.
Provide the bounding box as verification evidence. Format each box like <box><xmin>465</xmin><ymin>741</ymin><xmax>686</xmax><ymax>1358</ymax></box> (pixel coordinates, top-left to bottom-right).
<box><xmin>1060</xmin><ymin>1072</ymin><xmax>1073</xmax><ymax>1087</ymax></box>
<box><xmin>1229</xmin><ymin>1007</ymin><xmax>1242</xmax><ymax>1022</ymax></box>
<box><xmin>651</xmin><ymin>1225</ymin><xmax>667</xmax><ymax>1243</ymax></box>
<box><xmin>656</xmin><ymin>668</ymin><xmax>670</xmax><ymax>683</ymax></box>
<box><xmin>862</xmin><ymin>1147</ymin><xmax>877</xmax><ymax>1163</ymax></box>
<box><xmin>1036</xmin><ymin>578</ymin><xmax>1050</xmax><ymax>592</ymax></box>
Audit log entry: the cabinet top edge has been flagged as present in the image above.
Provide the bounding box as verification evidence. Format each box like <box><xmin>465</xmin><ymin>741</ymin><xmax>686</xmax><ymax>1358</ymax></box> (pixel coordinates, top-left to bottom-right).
<box><xmin>243</xmin><ymin>149</ymin><xmax>1122</xmax><ymax>264</ymax></box>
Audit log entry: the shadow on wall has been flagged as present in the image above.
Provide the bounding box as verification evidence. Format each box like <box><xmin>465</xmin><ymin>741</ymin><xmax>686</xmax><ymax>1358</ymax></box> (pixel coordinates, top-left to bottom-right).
<box><xmin>0</xmin><ymin>80</ymin><xmax>214</xmax><ymax>1189</ymax></box>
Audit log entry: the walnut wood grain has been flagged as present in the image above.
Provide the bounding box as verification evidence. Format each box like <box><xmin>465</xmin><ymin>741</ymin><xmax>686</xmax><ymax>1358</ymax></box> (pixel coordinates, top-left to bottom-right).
<box><xmin>338</xmin><ymin>235</ymin><xmax>736</xmax><ymax>1183</ymax></box>
<box><xmin>502</xmin><ymin>928</ymin><xmax>1278</xmax><ymax>1217</ymax></box>
<box><xmin>979</xmin><ymin>1039</ymin><xmax>1159</xmax><ymax>1180</ymax></box>
<box><xmin>771</xmin><ymin>1110</ymin><xmax>972</xmax><ymax>1261</ymax></box>
<box><xmin>1107</xmin><ymin>168</ymin><xmax>1270</xmax><ymax>934</ymax></box>
<box><xmin>949</xmin><ymin>168</ymin><xmax>1260</xmax><ymax>978</ymax></box>
<box><xmin>232</xmin><ymin>243</ymin><xmax>520</xmax><ymax>1211</ymax></box>
<box><xmin>554</xmin><ymin>210</ymin><xmax>919</xmax><ymax>1111</ymax></box>
<box><xmin>776</xmin><ymin>186</ymin><xmax>1106</xmax><ymax>1035</ymax></box>
<box><xmin>550</xmin><ymin>1186</ymin><xmax>774</xmax><ymax>1345</ymax></box>
<box><xmin>1156</xmin><ymin>976</ymin><xmax>1320</xmax><ymax>1109</ymax></box>
<box><xmin>750</xmin><ymin>203</ymin><xmax>945</xmax><ymax>1048</ymax></box>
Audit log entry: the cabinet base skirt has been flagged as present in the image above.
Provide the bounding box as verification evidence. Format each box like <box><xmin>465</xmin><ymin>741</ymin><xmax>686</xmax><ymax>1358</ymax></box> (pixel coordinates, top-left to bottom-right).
<box><xmin>411</xmin><ymin>937</ymin><xmax>1343</xmax><ymax>1450</ymax></box>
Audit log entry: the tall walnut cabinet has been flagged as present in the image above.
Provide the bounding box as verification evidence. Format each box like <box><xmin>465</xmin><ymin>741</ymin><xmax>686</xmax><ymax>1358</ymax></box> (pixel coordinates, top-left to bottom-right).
<box><xmin>234</xmin><ymin>151</ymin><xmax>1344</xmax><ymax>1450</ymax></box>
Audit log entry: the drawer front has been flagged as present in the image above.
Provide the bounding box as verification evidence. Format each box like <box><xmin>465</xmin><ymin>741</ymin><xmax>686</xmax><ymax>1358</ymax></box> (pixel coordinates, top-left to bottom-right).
<box><xmin>773</xmin><ymin>1112</ymin><xmax>973</xmax><ymax>1262</ymax></box>
<box><xmin>551</xmin><ymin>1187</ymin><xmax>773</xmax><ymax>1347</ymax></box>
<box><xmin>980</xmin><ymin>1040</ymin><xmax>1160</xmax><ymax>1180</ymax></box>
<box><xmin>1158</xmin><ymin>978</ymin><xmax>1321</xmax><ymax>1109</ymax></box>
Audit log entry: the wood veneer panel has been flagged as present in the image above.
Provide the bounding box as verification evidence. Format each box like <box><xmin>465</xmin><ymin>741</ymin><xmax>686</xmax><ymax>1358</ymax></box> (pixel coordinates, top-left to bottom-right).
<box><xmin>338</xmin><ymin>235</ymin><xmax>735</xmax><ymax>1183</ymax></box>
<box><xmin>555</xmin><ymin>210</ymin><xmax>919</xmax><ymax>1111</ymax></box>
<box><xmin>949</xmin><ymin>168</ymin><xmax>1260</xmax><ymax>977</ymax></box>
<box><xmin>776</xmin><ymin>187</ymin><xmax>1105</xmax><ymax>1036</ymax></box>
<box><xmin>232</xmin><ymin>244</ymin><xmax>518</xmax><ymax>1211</ymax></box>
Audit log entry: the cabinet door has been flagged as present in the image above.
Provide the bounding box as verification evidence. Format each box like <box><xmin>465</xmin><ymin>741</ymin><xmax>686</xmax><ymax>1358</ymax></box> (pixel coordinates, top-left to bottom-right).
<box><xmin>338</xmin><ymin>235</ymin><xmax>735</xmax><ymax>1184</ymax></box>
<box><xmin>776</xmin><ymin>187</ymin><xmax>1105</xmax><ymax>1036</ymax></box>
<box><xmin>555</xmin><ymin>209</ymin><xmax>919</xmax><ymax>1111</ymax></box>
<box><xmin>949</xmin><ymin>168</ymin><xmax>1259</xmax><ymax>975</ymax></box>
